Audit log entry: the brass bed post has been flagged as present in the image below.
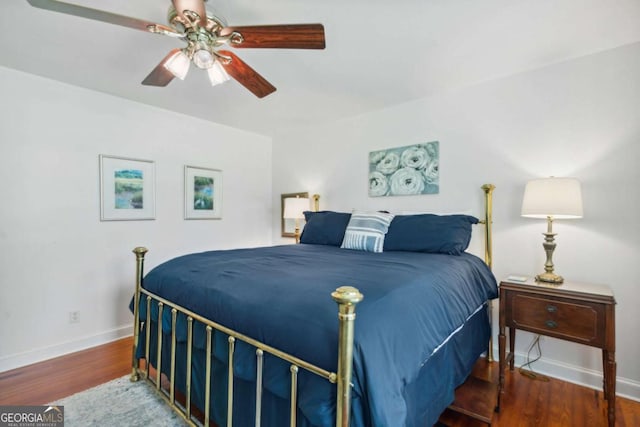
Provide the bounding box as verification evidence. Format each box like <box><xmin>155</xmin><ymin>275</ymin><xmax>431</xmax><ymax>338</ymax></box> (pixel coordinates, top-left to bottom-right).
<box><xmin>332</xmin><ymin>286</ymin><xmax>363</xmax><ymax>427</ymax></box>
<box><xmin>131</xmin><ymin>246</ymin><xmax>148</xmax><ymax>382</ymax></box>
<box><xmin>481</xmin><ymin>184</ymin><xmax>495</xmax><ymax>362</ymax></box>
<box><xmin>312</xmin><ymin>194</ymin><xmax>320</xmax><ymax>212</ymax></box>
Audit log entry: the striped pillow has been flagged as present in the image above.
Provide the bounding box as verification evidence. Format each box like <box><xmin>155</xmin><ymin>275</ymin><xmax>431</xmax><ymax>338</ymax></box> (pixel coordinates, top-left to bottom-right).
<box><xmin>340</xmin><ymin>211</ymin><xmax>395</xmax><ymax>253</ymax></box>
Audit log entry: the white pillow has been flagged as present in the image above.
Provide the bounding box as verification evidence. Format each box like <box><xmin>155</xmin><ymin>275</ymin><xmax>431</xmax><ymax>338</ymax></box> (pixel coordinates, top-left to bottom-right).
<box><xmin>340</xmin><ymin>211</ymin><xmax>395</xmax><ymax>253</ymax></box>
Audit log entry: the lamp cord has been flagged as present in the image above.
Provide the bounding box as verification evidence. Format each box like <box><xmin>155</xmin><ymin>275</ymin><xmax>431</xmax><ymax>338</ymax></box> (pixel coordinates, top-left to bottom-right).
<box><xmin>518</xmin><ymin>335</ymin><xmax>550</xmax><ymax>381</ymax></box>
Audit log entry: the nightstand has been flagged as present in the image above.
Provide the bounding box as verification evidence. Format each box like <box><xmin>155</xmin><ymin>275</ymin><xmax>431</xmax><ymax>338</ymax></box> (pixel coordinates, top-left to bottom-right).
<box><xmin>498</xmin><ymin>277</ymin><xmax>616</xmax><ymax>427</ymax></box>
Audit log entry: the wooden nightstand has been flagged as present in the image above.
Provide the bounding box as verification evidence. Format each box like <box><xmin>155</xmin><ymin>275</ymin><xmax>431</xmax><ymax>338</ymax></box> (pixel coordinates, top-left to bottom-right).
<box><xmin>498</xmin><ymin>277</ymin><xmax>616</xmax><ymax>427</ymax></box>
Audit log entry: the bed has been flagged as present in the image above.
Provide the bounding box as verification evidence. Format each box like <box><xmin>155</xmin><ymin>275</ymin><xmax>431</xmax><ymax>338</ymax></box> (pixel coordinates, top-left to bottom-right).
<box><xmin>129</xmin><ymin>185</ymin><xmax>498</xmax><ymax>427</ymax></box>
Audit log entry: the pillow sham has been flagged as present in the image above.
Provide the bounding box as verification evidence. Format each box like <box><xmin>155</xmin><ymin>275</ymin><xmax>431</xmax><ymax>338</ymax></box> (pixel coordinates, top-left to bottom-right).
<box><xmin>340</xmin><ymin>211</ymin><xmax>395</xmax><ymax>253</ymax></box>
<box><xmin>383</xmin><ymin>214</ymin><xmax>478</xmax><ymax>255</ymax></box>
<box><xmin>300</xmin><ymin>211</ymin><xmax>351</xmax><ymax>246</ymax></box>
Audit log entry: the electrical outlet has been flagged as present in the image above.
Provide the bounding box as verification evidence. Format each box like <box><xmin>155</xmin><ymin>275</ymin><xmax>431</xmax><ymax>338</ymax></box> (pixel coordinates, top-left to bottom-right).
<box><xmin>69</xmin><ymin>311</ymin><xmax>80</xmax><ymax>324</ymax></box>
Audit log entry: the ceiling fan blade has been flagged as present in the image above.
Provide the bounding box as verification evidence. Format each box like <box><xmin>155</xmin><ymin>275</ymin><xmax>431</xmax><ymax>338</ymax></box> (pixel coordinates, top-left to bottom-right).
<box><xmin>218</xmin><ymin>51</ymin><xmax>276</xmax><ymax>98</ymax></box>
<box><xmin>141</xmin><ymin>49</ymin><xmax>181</xmax><ymax>87</ymax></box>
<box><xmin>172</xmin><ymin>0</ymin><xmax>208</xmax><ymax>27</ymax></box>
<box><xmin>222</xmin><ymin>24</ymin><xmax>325</xmax><ymax>49</ymax></box>
<box><xmin>27</xmin><ymin>0</ymin><xmax>180</xmax><ymax>35</ymax></box>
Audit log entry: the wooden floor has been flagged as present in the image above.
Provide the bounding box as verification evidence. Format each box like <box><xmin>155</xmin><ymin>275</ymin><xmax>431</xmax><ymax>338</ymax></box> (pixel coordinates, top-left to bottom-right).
<box><xmin>0</xmin><ymin>337</ymin><xmax>132</xmax><ymax>405</ymax></box>
<box><xmin>1</xmin><ymin>337</ymin><xmax>639</xmax><ymax>427</ymax></box>
<box><xmin>440</xmin><ymin>358</ymin><xmax>640</xmax><ymax>427</ymax></box>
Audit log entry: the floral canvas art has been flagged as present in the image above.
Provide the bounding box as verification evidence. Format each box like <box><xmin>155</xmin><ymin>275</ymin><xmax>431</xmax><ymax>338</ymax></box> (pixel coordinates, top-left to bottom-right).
<box><xmin>369</xmin><ymin>141</ymin><xmax>439</xmax><ymax>197</ymax></box>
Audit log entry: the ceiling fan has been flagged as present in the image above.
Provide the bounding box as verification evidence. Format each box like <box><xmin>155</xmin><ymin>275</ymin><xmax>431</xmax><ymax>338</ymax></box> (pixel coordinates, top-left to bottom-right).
<box><xmin>27</xmin><ymin>0</ymin><xmax>326</xmax><ymax>98</ymax></box>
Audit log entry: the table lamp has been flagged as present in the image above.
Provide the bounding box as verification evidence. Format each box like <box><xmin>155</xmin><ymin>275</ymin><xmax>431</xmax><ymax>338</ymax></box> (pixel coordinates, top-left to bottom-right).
<box><xmin>284</xmin><ymin>196</ymin><xmax>310</xmax><ymax>243</ymax></box>
<box><xmin>521</xmin><ymin>177</ymin><xmax>583</xmax><ymax>284</ymax></box>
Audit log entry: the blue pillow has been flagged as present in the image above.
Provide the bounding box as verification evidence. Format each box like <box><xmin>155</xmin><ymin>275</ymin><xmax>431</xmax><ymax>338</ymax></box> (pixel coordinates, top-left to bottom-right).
<box><xmin>383</xmin><ymin>214</ymin><xmax>478</xmax><ymax>255</ymax></box>
<box><xmin>341</xmin><ymin>211</ymin><xmax>395</xmax><ymax>253</ymax></box>
<box><xmin>300</xmin><ymin>211</ymin><xmax>351</xmax><ymax>246</ymax></box>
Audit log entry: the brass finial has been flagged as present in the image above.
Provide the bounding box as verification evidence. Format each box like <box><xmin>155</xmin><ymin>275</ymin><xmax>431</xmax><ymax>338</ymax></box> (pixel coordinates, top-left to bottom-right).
<box><xmin>133</xmin><ymin>247</ymin><xmax>148</xmax><ymax>258</ymax></box>
<box><xmin>331</xmin><ymin>286</ymin><xmax>364</xmax><ymax>305</ymax></box>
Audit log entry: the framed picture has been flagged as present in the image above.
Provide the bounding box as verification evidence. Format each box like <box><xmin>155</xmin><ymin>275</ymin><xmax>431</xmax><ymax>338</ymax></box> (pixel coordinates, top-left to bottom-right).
<box><xmin>100</xmin><ymin>155</ymin><xmax>155</xmax><ymax>221</ymax></box>
<box><xmin>184</xmin><ymin>166</ymin><xmax>223</xmax><ymax>220</ymax></box>
<box><xmin>368</xmin><ymin>141</ymin><xmax>439</xmax><ymax>197</ymax></box>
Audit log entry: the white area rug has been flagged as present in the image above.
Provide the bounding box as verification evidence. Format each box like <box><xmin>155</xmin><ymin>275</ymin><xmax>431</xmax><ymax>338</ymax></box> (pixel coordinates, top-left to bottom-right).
<box><xmin>51</xmin><ymin>376</ymin><xmax>189</xmax><ymax>426</ymax></box>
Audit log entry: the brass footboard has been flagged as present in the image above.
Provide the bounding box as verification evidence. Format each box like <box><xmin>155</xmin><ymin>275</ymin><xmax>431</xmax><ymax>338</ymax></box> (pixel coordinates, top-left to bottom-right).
<box><xmin>130</xmin><ymin>247</ymin><xmax>362</xmax><ymax>427</ymax></box>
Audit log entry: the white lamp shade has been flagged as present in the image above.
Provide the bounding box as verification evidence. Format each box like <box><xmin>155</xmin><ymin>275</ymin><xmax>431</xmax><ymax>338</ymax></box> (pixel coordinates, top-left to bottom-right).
<box><xmin>163</xmin><ymin>50</ymin><xmax>190</xmax><ymax>80</ymax></box>
<box><xmin>283</xmin><ymin>197</ymin><xmax>310</xmax><ymax>219</ymax></box>
<box><xmin>521</xmin><ymin>177</ymin><xmax>583</xmax><ymax>219</ymax></box>
<box><xmin>207</xmin><ymin>61</ymin><xmax>231</xmax><ymax>86</ymax></box>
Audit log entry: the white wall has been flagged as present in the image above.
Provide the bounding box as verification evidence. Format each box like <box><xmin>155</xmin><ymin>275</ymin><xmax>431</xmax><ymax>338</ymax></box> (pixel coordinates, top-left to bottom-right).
<box><xmin>0</xmin><ymin>67</ymin><xmax>273</xmax><ymax>371</ymax></box>
<box><xmin>272</xmin><ymin>43</ymin><xmax>640</xmax><ymax>399</ymax></box>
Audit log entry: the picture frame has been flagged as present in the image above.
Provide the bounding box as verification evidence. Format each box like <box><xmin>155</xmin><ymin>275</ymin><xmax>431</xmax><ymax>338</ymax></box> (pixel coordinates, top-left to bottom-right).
<box><xmin>100</xmin><ymin>155</ymin><xmax>155</xmax><ymax>221</ymax></box>
<box><xmin>184</xmin><ymin>166</ymin><xmax>223</xmax><ymax>220</ymax></box>
<box><xmin>281</xmin><ymin>192</ymin><xmax>309</xmax><ymax>237</ymax></box>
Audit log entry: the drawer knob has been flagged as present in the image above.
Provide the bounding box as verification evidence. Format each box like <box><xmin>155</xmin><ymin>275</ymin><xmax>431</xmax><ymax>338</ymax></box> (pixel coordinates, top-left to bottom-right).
<box><xmin>546</xmin><ymin>305</ymin><xmax>557</xmax><ymax>313</ymax></box>
<box><xmin>545</xmin><ymin>320</ymin><xmax>558</xmax><ymax>329</ymax></box>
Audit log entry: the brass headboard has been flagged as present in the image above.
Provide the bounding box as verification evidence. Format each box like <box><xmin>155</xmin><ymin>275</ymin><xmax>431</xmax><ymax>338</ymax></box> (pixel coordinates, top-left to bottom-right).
<box><xmin>480</xmin><ymin>183</ymin><xmax>495</xmax><ymax>361</ymax></box>
<box><xmin>480</xmin><ymin>184</ymin><xmax>495</xmax><ymax>269</ymax></box>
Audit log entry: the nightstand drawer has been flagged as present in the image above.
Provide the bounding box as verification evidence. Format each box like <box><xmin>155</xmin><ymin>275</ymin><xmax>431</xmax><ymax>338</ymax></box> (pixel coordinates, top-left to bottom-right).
<box><xmin>507</xmin><ymin>292</ymin><xmax>606</xmax><ymax>347</ymax></box>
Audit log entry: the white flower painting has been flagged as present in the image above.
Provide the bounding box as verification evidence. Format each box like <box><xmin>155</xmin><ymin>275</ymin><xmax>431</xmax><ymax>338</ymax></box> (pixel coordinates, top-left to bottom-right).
<box><xmin>369</xmin><ymin>142</ymin><xmax>439</xmax><ymax>197</ymax></box>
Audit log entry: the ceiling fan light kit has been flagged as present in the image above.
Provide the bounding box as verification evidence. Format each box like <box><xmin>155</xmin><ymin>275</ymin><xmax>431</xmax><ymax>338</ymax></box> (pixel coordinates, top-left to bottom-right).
<box><xmin>27</xmin><ymin>0</ymin><xmax>326</xmax><ymax>98</ymax></box>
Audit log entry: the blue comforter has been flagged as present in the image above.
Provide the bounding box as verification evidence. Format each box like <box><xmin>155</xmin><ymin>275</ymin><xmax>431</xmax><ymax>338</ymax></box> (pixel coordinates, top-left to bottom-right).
<box><xmin>138</xmin><ymin>244</ymin><xmax>498</xmax><ymax>426</ymax></box>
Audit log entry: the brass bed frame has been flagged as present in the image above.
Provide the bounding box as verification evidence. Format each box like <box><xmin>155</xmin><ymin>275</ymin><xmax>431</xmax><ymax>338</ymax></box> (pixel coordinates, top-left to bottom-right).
<box><xmin>129</xmin><ymin>184</ymin><xmax>496</xmax><ymax>427</ymax></box>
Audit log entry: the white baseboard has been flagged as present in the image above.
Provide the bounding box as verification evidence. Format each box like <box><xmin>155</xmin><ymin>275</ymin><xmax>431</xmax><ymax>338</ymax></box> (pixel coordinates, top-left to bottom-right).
<box><xmin>499</xmin><ymin>347</ymin><xmax>640</xmax><ymax>402</ymax></box>
<box><xmin>0</xmin><ymin>325</ymin><xmax>132</xmax><ymax>373</ymax></box>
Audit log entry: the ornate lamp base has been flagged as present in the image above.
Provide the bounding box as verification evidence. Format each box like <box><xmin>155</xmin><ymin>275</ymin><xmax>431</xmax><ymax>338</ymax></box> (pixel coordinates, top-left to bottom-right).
<box><xmin>294</xmin><ymin>224</ymin><xmax>301</xmax><ymax>244</ymax></box>
<box><xmin>535</xmin><ymin>216</ymin><xmax>564</xmax><ymax>285</ymax></box>
<box><xmin>535</xmin><ymin>272</ymin><xmax>564</xmax><ymax>284</ymax></box>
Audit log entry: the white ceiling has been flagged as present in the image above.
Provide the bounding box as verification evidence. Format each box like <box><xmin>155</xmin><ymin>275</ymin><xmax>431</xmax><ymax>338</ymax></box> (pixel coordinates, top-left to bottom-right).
<box><xmin>2</xmin><ymin>0</ymin><xmax>640</xmax><ymax>137</ymax></box>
